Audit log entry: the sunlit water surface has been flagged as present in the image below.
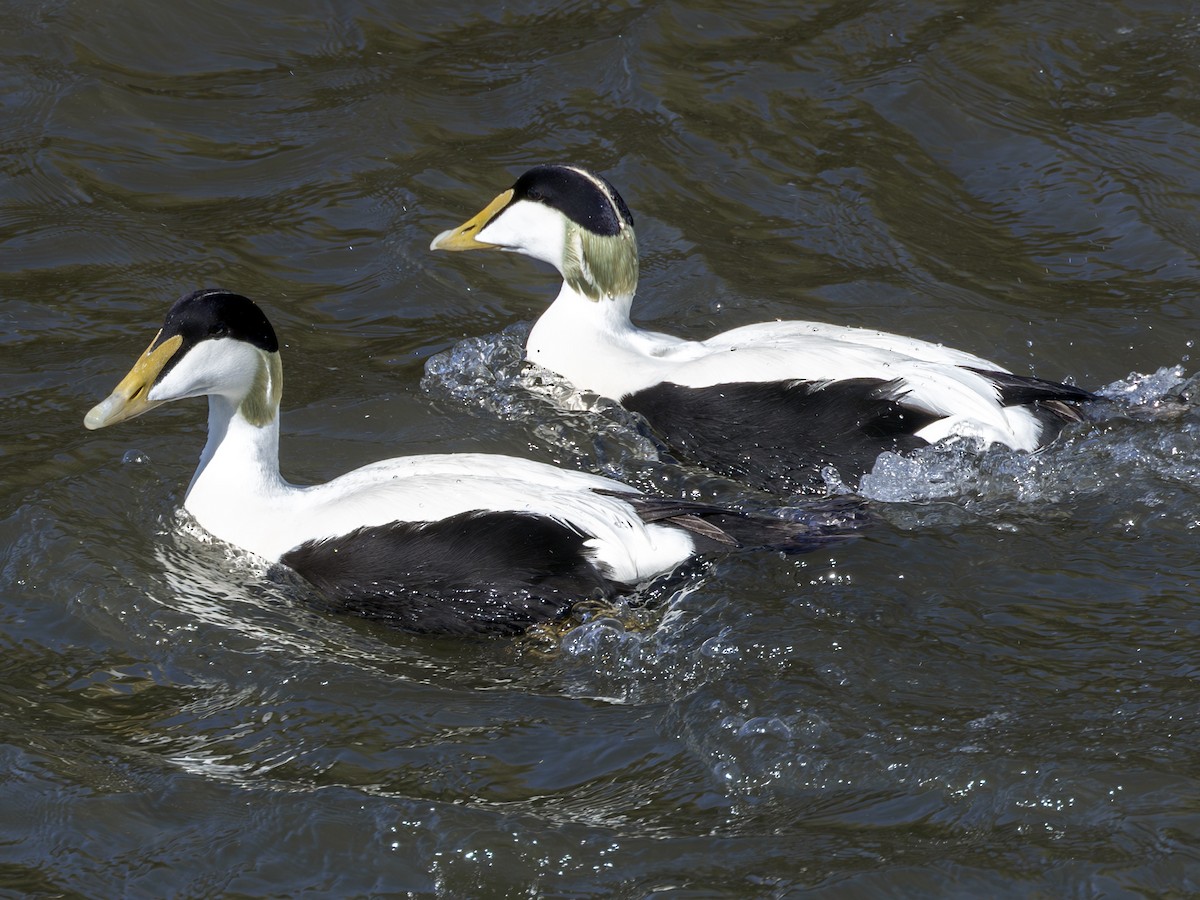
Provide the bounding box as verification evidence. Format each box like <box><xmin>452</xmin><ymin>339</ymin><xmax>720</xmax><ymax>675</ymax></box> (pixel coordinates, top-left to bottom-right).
<box><xmin>4</xmin><ymin>0</ymin><xmax>1200</xmax><ymax>895</ymax></box>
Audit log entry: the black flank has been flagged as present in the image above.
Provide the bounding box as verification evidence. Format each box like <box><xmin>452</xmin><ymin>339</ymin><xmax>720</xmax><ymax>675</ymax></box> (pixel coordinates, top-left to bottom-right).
<box><xmin>623</xmin><ymin>378</ymin><xmax>940</xmax><ymax>494</ymax></box>
<box><xmin>513</xmin><ymin>165</ymin><xmax>632</xmax><ymax>236</ymax></box>
<box><xmin>279</xmin><ymin>510</ymin><xmax>620</xmax><ymax>636</ymax></box>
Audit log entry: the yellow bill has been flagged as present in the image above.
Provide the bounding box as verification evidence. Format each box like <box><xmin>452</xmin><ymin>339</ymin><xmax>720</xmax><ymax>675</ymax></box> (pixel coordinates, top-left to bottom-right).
<box><xmin>429</xmin><ymin>189</ymin><xmax>514</xmax><ymax>252</ymax></box>
<box><xmin>84</xmin><ymin>333</ymin><xmax>183</xmax><ymax>430</ymax></box>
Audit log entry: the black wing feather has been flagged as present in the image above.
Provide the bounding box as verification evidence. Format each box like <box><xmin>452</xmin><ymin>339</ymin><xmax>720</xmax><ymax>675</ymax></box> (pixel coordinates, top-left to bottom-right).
<box><xmin>612</xmin><ymin>492</ymin><xmax>872</xmax><ymax>554</ymax></box>
<box><xmin>966</xmin><ymin>367</ymin><xmax>1097</xmax><ymax>408</ymax></box>
<box><xmin>966</xmin><ymin>367</ymin><xmax>1096</xmax><ymax>442</ymax></box>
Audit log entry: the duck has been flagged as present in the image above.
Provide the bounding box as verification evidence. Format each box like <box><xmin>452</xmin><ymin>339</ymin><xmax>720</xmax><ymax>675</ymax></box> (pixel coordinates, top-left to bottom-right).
<box><xmin>85</xmin><ymin>289</ymin><xmax>855</xmax><ymax>636</ymax></box>
<box><xmin>430</xmin><ymin>164</ymin><xmax>1098</xmax><ymax>494</ymax></box>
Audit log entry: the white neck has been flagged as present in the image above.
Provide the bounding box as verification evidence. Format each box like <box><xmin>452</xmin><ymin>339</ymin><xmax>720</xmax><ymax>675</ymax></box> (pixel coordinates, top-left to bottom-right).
<box><xmin>182</xmin><ymin>394</ymin><xmax>289</xmax><ymax>553</ymax></box>
<box><xmin>526</xmin><ymin>281</ymin><xmax>688</xmax><ymax>400</ymax></box>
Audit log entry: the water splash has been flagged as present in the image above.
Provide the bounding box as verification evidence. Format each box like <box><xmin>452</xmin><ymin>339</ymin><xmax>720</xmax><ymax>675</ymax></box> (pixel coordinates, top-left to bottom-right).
<box><xmin>1094</xmin><ymin>364</ymin><xmax>1193</xmax><ymax>406</ymax></box>
<box><xmin>421</xmin><ymin>322</ymin><xmax>536</xmax><ymax>416</ymax></box>
<box><xmin>859</xmin><ymin>365</ymin><xmax>1200</xmax><ymax>511</ymax></box>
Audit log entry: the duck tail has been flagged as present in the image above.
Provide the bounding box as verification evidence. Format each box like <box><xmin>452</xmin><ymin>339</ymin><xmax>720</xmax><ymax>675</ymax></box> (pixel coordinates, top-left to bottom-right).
<box><xmin>621</xmin><ymin>493</ymin><xmax>873</xmax><ymax>554</ymax></box>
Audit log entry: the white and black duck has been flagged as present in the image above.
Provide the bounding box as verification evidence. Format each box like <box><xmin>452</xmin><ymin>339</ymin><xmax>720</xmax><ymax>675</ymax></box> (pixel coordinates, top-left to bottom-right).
<box><xmin>431</xmin><ymin>164</ymin><xmax>1097</xmax><ymax>493</ymax></box>
<box><xmin>85</xmin><ymin>289</ymin><xmax>852</xmax><ymax>635</ymax></box>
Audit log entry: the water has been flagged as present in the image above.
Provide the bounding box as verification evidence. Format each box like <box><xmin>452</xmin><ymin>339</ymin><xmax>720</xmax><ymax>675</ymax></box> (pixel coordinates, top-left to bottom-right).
<box><xmin>4</xmin><ymin>0</ymin><xmax>1200</xmax><ymax>895</ymax></box>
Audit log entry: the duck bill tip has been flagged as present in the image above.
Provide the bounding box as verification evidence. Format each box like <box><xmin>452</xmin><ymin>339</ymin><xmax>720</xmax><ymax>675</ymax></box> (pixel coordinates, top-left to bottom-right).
<box><xmin>429</xmin><ymin>188</ymin><xmax>513</xmax><ymax>252</ymax></box>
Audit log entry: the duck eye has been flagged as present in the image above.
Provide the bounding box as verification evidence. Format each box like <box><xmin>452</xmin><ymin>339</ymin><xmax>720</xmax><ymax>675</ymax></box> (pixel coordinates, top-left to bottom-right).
<box><xmin>527</xmin><ymin>188</ymin><xmax>543</xmax><ymax>202</ymax></box>
<box><xmin>209</xmin><ymin>323</ymin><xmax>229</xmax><ymax>338</ymax></box>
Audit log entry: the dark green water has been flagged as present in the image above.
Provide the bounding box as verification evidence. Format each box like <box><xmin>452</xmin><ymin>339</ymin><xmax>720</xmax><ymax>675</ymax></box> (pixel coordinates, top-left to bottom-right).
<box><xmin>4</xmin><ymin>1</ymin><xmax>1200</xmax><ymax>895</ymax></box>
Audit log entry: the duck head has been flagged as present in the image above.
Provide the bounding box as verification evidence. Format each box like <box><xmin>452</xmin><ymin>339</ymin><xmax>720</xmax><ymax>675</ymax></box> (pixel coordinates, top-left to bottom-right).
<box><xmin>85</xmin><ymin>289</ymin><xmax>282</xmax><ymax>430</ymax></box>
<box><xmin>431</xmin><ymin>164</ymin><xmax>639</xmax><ymax>303</ymax></box>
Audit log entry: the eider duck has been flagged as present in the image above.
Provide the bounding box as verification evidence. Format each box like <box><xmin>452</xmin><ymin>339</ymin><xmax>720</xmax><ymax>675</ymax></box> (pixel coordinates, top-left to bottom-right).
<box><xmin>430</xmin><ymin>164</ymin><xmax>1097</xmax><ymax>494</ymax></box>
<box><xmin>85</xmin><ymin>289</ymin><xmax>851</xmax><ymax>635</ymax></box>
